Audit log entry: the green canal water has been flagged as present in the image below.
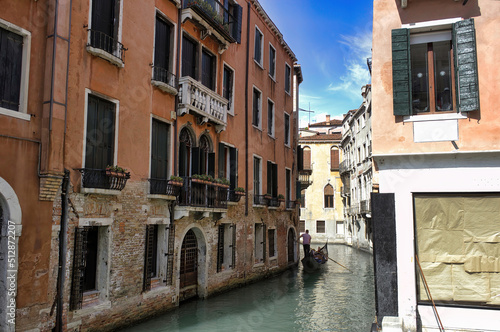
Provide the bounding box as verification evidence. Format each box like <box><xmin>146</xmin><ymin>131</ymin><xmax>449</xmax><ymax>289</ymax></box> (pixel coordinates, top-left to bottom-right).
<box><xmin>121</xmin><ymin>244</ymin><xmax>375</xmax><ymax>332</ymax></box>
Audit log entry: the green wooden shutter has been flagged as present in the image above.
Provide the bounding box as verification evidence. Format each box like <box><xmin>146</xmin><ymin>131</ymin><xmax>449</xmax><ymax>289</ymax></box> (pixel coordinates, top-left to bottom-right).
<box><xmin>453</xmin><ymin>18</ymin><xmax>479</xmax><ymax>112</ymax></box>
<box><xmin>143</xmin><ymin>225</ymin><xmax>155</xmax><ymax>292</ymax></box>
<box><xmin>392</xmin><ymin>28</ymin><xmax>412</xmax><ymax>116</ymax></box>
<box><xmin>229</xmin><ymin>147</ymin><xmax>237</xmax><ymax>190</ymax></box>
<box><xmin>230</xmin><ymin>224</ymin><xmax>236</xmax><ymax>268</ymax></box>
<box><xmin>217</xmin><ymin>225</ymin><xmax>224</xmax><ymax>273</ymax></box>
<box><xmin>267</xmin><ymin>161</ymin><xmax>272</xmax><ymax>195</ymax></box>
<box><xmin>165</xmin><ymin>224</ymin><xmax>175</xmax><ymax>286</ymax></box>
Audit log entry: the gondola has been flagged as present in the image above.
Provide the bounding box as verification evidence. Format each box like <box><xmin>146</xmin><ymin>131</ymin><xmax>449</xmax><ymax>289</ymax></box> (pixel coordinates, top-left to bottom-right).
<box><xmin>301</xmin><ymin>243</ymin><xmax>328</xmax><ymax>273</ymax></box>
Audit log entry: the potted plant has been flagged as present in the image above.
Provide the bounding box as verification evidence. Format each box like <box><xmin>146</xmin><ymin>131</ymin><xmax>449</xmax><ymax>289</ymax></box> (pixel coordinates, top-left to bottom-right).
<box><xmin>234</xmin><ymin>187</ymin><xmax>245</xmax><ymax>195</ymax></box>
<box><xmin>169</xmin><ymin>175</ymin><xmax>183</xmax><ymax>187</ymax></box>
<box><xmin>216</xmin><ymin>178</ymin><xmax>230</xmax><ymax>188</ymax></box>
<box><xmin>106</xmin><ymin>165</ymin><xmax>128</xmax><ymax>178</ymax></box>
<box><xmin>278</xmin><ymin>194</ymin><xmax>285</xmax><ymax>202</ymax></box>
<box><xmin>192</xmin><ymin>174</ymin><xmax>204</xmax><ymax>183</ymax></box>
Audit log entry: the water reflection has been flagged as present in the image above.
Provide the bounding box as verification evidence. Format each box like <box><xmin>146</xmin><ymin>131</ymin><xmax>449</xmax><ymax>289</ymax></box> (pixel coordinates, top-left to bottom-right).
<box><xmin>121</xmin><ymin>245</ymin><xmax>375</xmax><ymax>332</ymax></box>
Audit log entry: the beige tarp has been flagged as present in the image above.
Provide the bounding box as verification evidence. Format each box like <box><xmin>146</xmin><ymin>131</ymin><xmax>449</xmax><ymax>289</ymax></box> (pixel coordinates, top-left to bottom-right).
<box><xmin>415</xmin><ymin>195</ymin><xmax>500</xmax><ymax>305</ymax></box>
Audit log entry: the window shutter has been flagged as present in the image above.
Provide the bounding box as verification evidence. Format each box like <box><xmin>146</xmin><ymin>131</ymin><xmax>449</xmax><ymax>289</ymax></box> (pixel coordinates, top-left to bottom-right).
<box><xmin>297</xmin><ymin>146</ymin><xmax>303</xmax><ymax>171</ymax></box>
<box><xmin>70</xmin><ymin>227</ymin><xmax>88</xmax><ymax>311</ymax></box>
<box><xmin>296</xmin><ymin>180</ymin><xmax>301</xmax><ymax>200</ymax></box>
<box><xmin>272</xmin><ymin>163</ymin><xmax>278</xmax><ymax>197</ymax></box>
<box><xmin>392</xmin><ymin>28</ymin><xmax>412</xmax><ymax>116</ymax></box>
<box><xmin>218</xmin><ymin>143</ymin><xmax>225</xmax><ymax>179</ymax></box>
<box><xmin>208</xmin><ymin>152</ymin><xmax>215</xmax><ymax>178</ymax></box>
<box><xmin>182</xmin><ymin>37</ymin><xmax>196</xmax><ymax>79</ymax></box>
<box><xmin>229</xmin><ymin>147</ymin><xmax>237</xmax><ymax>190</ymax></box>
<box><xmin>266</xmin><ymin>161</ymin><xmax>272</xmax><ymax>195</ymax></box>
<box><xmin>154</xmin><ymin>16</ymin><xmax>170</xmax><ymax>71</ymax></box>
<box><xmin>143</xmin><ymin>225</ymin><xmax>155</xmax><ymax>292</ymax></box>
<box><xmin>0</xmin><ymin>28</ymin><xmax>23</xmax><ymax>112</ymax></box>
<box><xmin>151</xmin><ymin>120</ymin><xmax>169</xmax><ymax>179</ymax></box>
<box><xmin>232</xmin><ymin>4</ymin><xmax>243</xmax><ymax>44</ymax></box>
<box><xmin>262</xmin><ymin>224</ymin><xmax>267</xmax><ymax>262</ymax></box>
<box><xmin>179</xmin><ymin>141</ymin><xmax>187</xmax><ymax>177</ymax></box>
<box><xmin>191</xmin><ymin>147</ymin><xmax>200</xmax><ymax>175</ymax></box>
<box><xmin>165</xmin><ymin>224</ymin><xmax>175</xmax><ymax>285</ymax></box>
<box><xmin>231</xmin><ymin>224</ymin><xmax>236</xmax><ymax>268</ymax></box>
<box><xmin>303</xmin><ymin>148</ymin><xmax>311</xmax><ymax>170</ymax></box>
<box><xmin>330</xmin><ymin>149</ymin><xmax>339</xmax><ymax>170</ymax></box>
<box><xmin>217</xmin><ymin>225</ymin><xmax>224</xmax><ymax>272</ymax></box>
<box><xmin>453</xmin><ymin>18</ymin><xmax>479</xmax><ymax>112</ymax></box>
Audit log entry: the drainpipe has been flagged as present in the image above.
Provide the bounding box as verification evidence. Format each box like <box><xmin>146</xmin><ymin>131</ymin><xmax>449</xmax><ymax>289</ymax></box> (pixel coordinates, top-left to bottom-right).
<box><xmin>243</xmin><ymin>1</ymin><xmax>251</xmax><ymax>280</ymax></box>
<box><xmin>174</xmin><ymin>6</ymin><xmax>182</xmax><ymax>175</ymax></box>
<box><xmin>55</xmin><ymin>169</ymin><xmax>70</xmax><ymax>332</ymax></box>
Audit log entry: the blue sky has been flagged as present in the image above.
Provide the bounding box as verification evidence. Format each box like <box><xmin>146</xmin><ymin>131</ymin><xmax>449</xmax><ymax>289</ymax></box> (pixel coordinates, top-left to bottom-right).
<box><xmin>258</xmin><ymin>0</ymin><xmax>373</xmax><ymax>127</ymax></box>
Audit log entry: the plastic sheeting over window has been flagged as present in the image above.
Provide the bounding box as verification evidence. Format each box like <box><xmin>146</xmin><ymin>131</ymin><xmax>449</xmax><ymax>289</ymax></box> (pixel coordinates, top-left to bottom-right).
<box><xmin>414</xmin><ymin>194</ymin><xmax>500</xmax><ymax>307</ymax></box>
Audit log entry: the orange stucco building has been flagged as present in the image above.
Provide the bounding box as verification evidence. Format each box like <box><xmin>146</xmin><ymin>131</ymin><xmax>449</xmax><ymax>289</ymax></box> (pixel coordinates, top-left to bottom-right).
<box><xmin>0</xmin><ymin>0</ymin><xmax>301</xmax><ymax>330</ymax></box>
<box><xmin>371</xmin><ymin>0</ymin><xmax>500</xmax><ymax>331</ymax></box>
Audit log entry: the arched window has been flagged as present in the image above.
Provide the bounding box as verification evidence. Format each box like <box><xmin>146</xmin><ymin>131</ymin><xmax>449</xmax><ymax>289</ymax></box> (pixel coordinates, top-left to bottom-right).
<box><xmin>324</xmin><ymin>184</ymin><xmax>334</xmax><ymax>208</ymax></box>
<box><xmin>179</xmin><ymin>128</ymin><xmax>193</xmax><ymax>177</ymax></box>
<box><xmin>303</xmin><ymin>146</ymin><xmax>311</xmax><ymax>170</ymax></box>
<box><xmin>198</xmin><ymin>135</ymin><xmax>213</xmax><ymax>176</ymax></box>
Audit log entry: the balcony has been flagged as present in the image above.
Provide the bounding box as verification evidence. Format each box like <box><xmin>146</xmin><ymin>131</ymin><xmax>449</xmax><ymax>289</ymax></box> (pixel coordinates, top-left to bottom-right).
<box><xmin>178</xmin><ymin>76</ymin><xmax>228</xmax><ymax>132</ymax></box>
<box><xmin>253</xmin><ymin>195</ymin><xmax>268</xmax><ymax>206</ymax></box>
<box><xmin>178</xmin><ymin>177</ymin><xmax>228</xmax><ymax>209</ymax></box>
<box><xmin>182</xmin><ymin>0</ymin><xmax>237</xmax><ymax>47</ymax></box>
<box><xmin>77</xmin><ymin>168</ymin><xmax>130</xmax><ymax>192</ymax></box>
<box><xmin>360</xmin><ymin>199</ymin><xmax>371</xmax><ymax>214</ymax></box>
<box><xmin>151</xmin><ymin>66</ymin><xmax>178</xmax><ymax>95</ymax></box>
<box><xmin>227</xmin><ymin>190</ymin><xmax>244</xmax><ymax>203</ymax></box>
<box><xmin>299</xmin><ymin>170</ymin><xmax>312</xmax><ymax>190</ymax></box>
<box><xmin>341</xmin><ymin>185</ymin><xmax>350</xmax><ymax>197</ymax></box>
<box><xmin>86</xmin><ymin>29</ymin><xmax>126</xmax><ymax>67</ymax></box>
<box><xmin>268</xmin><ymin>197</ymin><xmax>280</xmax><ymax>208</ymax></box>
<box><xmin>286</xmin><ymin>200</ymin><xmax>297</xmax><ymax>209</ymax></box>
<box><xmin>148</xmin><ymin>178</ymin><xmax>182</xmax><ymax>198</ymax></box>
<box><xmin>339</xmin><ymin>160</ymin><xmax>350</xmax><ymax>175</ymax></box>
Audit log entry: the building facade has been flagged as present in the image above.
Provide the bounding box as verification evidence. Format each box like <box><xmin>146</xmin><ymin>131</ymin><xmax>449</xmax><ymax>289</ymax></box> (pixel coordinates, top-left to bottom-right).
<box><xmin>298</xmin><ymin>118</ymin><xmax>344</xmax><ymax>244</ymax></box>
<box><xmin>340</xmin><ymin>85</ymin><xmax>373</xmax><ymax>252</ymax></box>
<box><xmin>371</xmin><ymin>0</ymin><xmax>500</xmax><ymax>331</ymax></box>
<box><xmin>0</xmin><ymin>0</ymin><xmax>301</xmax><ymax>330</ymax></box>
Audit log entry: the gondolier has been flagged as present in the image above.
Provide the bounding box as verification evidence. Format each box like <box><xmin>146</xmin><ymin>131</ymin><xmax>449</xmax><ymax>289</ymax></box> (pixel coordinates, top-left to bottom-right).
<box><xmin>299</xmin><ymin>229</ymin><xmax>311</xmax><ymax>258</ymax></box>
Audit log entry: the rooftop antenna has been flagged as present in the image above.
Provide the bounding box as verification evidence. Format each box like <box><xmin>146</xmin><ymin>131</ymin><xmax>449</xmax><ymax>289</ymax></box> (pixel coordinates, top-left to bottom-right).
<box><xmin>299</xmin><ymin>105</ymin><xmax>314</xmax><ymax>128</ymax></box>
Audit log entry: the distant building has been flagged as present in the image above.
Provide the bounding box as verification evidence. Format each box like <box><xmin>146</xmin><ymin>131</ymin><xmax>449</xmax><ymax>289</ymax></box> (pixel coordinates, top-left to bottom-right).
<box><xmin>298</xmin><ymin>120</ymin><xmax>344</xmax><ymax>244</ymax></box>
<box><xmin>371</xmin><ymin>1</ymin><xmax>500</xmax><ymax>331</ymax></box>
<box><xmin>340</xmin><ymin>85</ymin><xmax>373</xmax><ymax>252</ymax></box>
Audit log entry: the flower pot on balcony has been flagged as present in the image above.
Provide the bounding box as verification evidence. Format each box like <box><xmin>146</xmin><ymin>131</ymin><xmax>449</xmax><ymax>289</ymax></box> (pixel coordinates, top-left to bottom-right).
<box><xmin>169</xmin><ymin>181</ymin><xmax>183</xmax><ymax>187</ymax></box>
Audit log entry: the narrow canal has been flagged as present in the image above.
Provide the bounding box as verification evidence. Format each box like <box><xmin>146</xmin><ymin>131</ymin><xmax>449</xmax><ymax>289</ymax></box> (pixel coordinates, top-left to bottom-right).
<box><xmin>121</xmin><ymin>244</ymin><xmax>375</xmax><ymax>332</ymax></box>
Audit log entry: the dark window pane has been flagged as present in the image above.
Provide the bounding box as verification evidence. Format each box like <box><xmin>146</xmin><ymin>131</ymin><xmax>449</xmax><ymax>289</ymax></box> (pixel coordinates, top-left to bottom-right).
<box><xmin>154</xmin><ymin>16</ymin><xmax>171</xmax><ymax>83</ymax></box>
<box><xmin>83</xmin><ymin>227</ymin><xmax>99</xmax><ymax>291</ymax></box>
<box><xmin>0</xmin><ymin>28</ymin><xmax>23</xmax><ymax>111</ymax></box>
<box><xmin>151</xmin><ymin>119</ymin><xmax>170</xmax><ymax>179</ymax></box>
<box><xmin>284</xmin><ymin>113</ymin><xmax>290</xmax><ymax>145</ymax></box>
<box><xmin>317</xmin><ymin>221</ymin><xmax>325</xmax><ymax>233</ymax></box>
<box><xmin>267</xmin><ymin>100</ymin><xmax>273</xmax><ymax>134</ymax></box>
<box><xmin>285</xmin><ymin>65</ymin><xmax>291</xmax><ymax>93</ymax></box>
<box><xmin>223</xmin><ymin>66</ymin><xmax>233</xmax><ymax>109</ymax></box>
<box><xmin>202</xmin><ymin>49</ymin><xmax>215</xmax><ymax>90</ymax></box>
<box><xmin>253</xmin><ymin>89</ymin><xmax>260</xmax><ymax>126</ymax></box>
<box><xmin>85</xmin><ymin>95</ymin><xmax>115</xmax><ymax>170</ymax></box>
<box><xmin>254</xmin><ymin>29</ymin><xmax>262</xmax><ymax>62</ymax></box>
<box><xmin>182</xmin><ymin>37</ymin><xmax>197</xmax><ymax>79</ymax></box>
<box><xmin>411</xmin><ymin>43</ymin><xmax>429</xmax><ymax>113</ymax></box>
<box><xmin>434</xmin><ymin>41</ymin><xmax>453</xmax><ymax>111</ymax></box>
<box><xmin>269</xmin><ymin>46</ymin><xmax>276</xmax><ymax>77</ymax></box>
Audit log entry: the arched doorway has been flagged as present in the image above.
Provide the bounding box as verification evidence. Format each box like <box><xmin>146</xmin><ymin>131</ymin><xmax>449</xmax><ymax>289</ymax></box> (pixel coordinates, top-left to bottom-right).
<box><xmin>288</xmin><ymin>228</ymin><xmax>296</xmax><ymax>263</ymax></box>
<box><xmin>180</xmin><ymin>229</ymin><xmax>198</xmax><ymax>300</ymax></box>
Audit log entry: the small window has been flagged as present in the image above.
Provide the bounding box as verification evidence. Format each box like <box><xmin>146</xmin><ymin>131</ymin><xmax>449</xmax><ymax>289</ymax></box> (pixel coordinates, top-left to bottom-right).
<box><xmin>324</xmin><ymin>184</ymin><xmax>334</xmax><ymax>208</ymax></box>
<box><xmin>223</xmin><ymin>65</ymin><xmax>234</xmax><ymax>114</ymax></box>
<box><xmin>267</xmin><ymin>99</ymin><xmax>274</xmax><ymax>136</ymax></box>
<box><xmin>299</xmin><ymin>220</ymin><xmax>306</xmax><ymax>233</ymax></box>
<box><xmin>254</xmin><ymin>223</ymin><xmax>266</xmax><ymax>263</ymax></box>
<box><xmin>269</xmin><ymin>44</ymin><xmax>276</xmax><ymax>79</ymax></box>
<box><xmin>285</xmin><ymin>63</ymin><xmax>291</xmax><ymax>94</ymax></box>
<box><xmin>254</xmin><ymin>27</ymin><xmax>263</xmax><ymax>65</ymax></box>
<box><xmin>316</xmin><ymin>220</ymin><xmax>325</xmax><ymax>233</ymax></box>
<box><xmin>268</xmin><ymin>229</ymin><xmax>276</xmax><ymax>258</ymax></box>
<box><xmin>217</xmin><ymin>224</ymin><xmax>236</xmax><ymax>272</ymax></box>
<box><xmin>266</xmin><ymin>161</ymin><xmax>278</xmax><ymax>198</ymax></box>
<box><xmin>284</xmin><ymin>113</ymin><xmax>290</xmax><ymax>146</ymax></box>
<box><xmin>252</xmin><ymin>88</ymin><xmax>261</xmax><ymax>128</ymax></box>
<box><xmin>152</xmin><ymin>14</ymin><xmax>175</xmax><ymax>89</ymax></box>
<box><xmin>0</xmin><ymin>21</ymin><xmax>30</xmax><ymax>119</ymax></box>
<box><xmin>88</xmin><ymin>0</ymin><xmax>124</xmax><ymax>62</ymax></box>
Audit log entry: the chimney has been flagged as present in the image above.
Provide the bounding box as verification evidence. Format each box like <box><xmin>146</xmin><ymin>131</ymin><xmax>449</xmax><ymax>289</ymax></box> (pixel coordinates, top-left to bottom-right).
<box><xmin>326</xmin><ymin>115</ymin><xmax>330</xmax><ymax>124</ymax></box>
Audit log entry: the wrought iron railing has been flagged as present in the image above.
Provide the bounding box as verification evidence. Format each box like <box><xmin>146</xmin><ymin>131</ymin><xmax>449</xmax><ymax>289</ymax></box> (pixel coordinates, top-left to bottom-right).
<box><xmin>227</xmin><ymin>190</ymin><xmax>243</xmax><ymax>203</ymax></box>
<box><xmin>87</xmin><ymin>29</ymin><xmax>126</xmax><ymax>61</ymax></box>
<box><xmin>268</xmin><ymin>197</ymin><xmax>280</xmax><ymax>208</ymax></box>
<box><xmin>183</xmin><ymin>0</ymin><xmax>235</xmax><ymax>41</ymax></box>
<box><xmin>286</xmin><ymin>200</ymin><xmax>296</xmax><ymax>209</ymax></box>
<box><xmin>148</xmin><ymin>178</ymin><xmax>182</xmax><ymax>196</ymax></box>
<box><xmin>152</xmin><ymin>66</ymin><xmax>177</xmax><ymax>89</ymax></box>
<box><xmin>253</xmin><ymin>195</ymin><xmax>268</xmax><ymax>206</ymax></box>
<box><xmin>360</xmin><ymin>199</ymin><xmax>371</xmax><ymax>214</ymax></box>
<box><xmin>77</xmin><ymin>168</ymin><xmax>130</xmax><ymax>191</ymax></box>
<box><xmin>339</xmin><ymin>160</ymin><xmax>350</xmax><ymax>175</ymax></box>
<box><xmin>178</xmin><ymin>177</ymin><xmax>228</xmax><ymax>208</ymax></box>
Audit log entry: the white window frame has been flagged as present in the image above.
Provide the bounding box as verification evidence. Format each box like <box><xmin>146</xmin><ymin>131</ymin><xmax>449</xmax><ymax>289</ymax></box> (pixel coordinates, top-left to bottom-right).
<box><xmin>252</xmin><ymin>85</ymin><xmax>262</xmax><ymax>130</ymax></box>
<box><xmin>223</xmin><ymin>62</ymin><xmax>235</xmax><ymax>116</ymax></box>
<box><xmin>0</xmin><ymin>18</ymin><xmax>31</xmax><ymax>121</ymax></box>
<box><xmin>267</xmin><ymin>98</ymin><xmax>275</xmax><ymax>138</ymax></box>
<box><xmin>82</xmin><ymin>89</ymin><xmax>120</xmax><ymax>170</ymax></box>
<box><xmin>86</xmin><ymin>0</ymin><xmax>124</xmax><ymax>67</ymax></box>
<box><xmin>284</xmin><ymin>112</ymin><xmax>290</xmax><ymax>147</ymax></box>
<box><xmin>284</xmin><ymin>62</ymin><xmax>292</xmax><ymax>95</ymax></box>
<box><xmin>151</xmin><ymin>9</ymin><xmax>178</xmax><ymax>94</ymax></box>
<box><xmin>254</xmin><ymin>25</ymin><xmax>264</xmax><ymax>68</ymax></box>
<box><xmin>268</xmin><ymin>43</ymin><xmax>276</xmax><ymax>80</ymax></box>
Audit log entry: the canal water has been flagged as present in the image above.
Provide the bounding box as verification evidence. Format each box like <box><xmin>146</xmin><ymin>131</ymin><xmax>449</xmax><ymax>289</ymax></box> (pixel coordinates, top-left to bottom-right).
<box><xmin>121</xmin><ymin>244</ymin><xmax>375</xmax><ymax>332</ymax></box>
